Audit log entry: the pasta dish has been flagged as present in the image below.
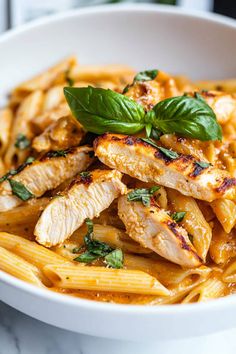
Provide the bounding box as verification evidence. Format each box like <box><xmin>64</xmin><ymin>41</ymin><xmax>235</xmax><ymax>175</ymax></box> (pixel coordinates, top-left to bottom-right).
<box><xmin>0</xmin><ymin>56</ymin><xmax>236</xmax><ymax>305</ymax></box>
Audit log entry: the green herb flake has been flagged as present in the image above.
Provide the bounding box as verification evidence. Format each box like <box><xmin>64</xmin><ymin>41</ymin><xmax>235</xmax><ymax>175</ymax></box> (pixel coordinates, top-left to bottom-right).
<box><xmin>171</xmin><ymin>211</ymin><xmax>186</xmax><ymax>223</ymax></box>
<box><xmin>80</xmin><ymin>171</ymin><xmax>91</xmax><ymax>178</ymax></box>
<box><xmin>104</xmin><ymin>249</ymin><xmax>123</xmax><ymax>269</ymax></box>
<box><xmin>127</xmin><ymin>186</ymin><xmax>160</xmax><ymax>207</ymax></box>
<box><xmin>141</xmin><ymin>138</ymin><xmax>179</xmax><ymax>159</ymax></box>
<box><xmin>74</xmin><ymin>218</ymin><xmax>115</xmax><ymax>264</ymax></box>
<box><xmin>48</xmin><ymin>150</ymin><xmax>68</xmax><ymax>158</ymax></box>
<box><xmin>9</xmin><ymin>179</ymin><xmax>34</xmax><ymax>201</ymax></box>
<box><xmin>158</xmin><ymin>146</ymin><xmax>179</xmax><ymax>160</ymax></box>
<box><xmin>195</xmin><ymin>161</ymin><xmax>211</xmax><ymax>169</ymax></box>
<box><xmin>15</xmin><ymin>133</ymin><xmax>31</xmax><ymax>150</ymax></box>
<box><xmin>134</xmin><ymin>69</ymin><xmax>158</xmax><ymax>82</ymax></box>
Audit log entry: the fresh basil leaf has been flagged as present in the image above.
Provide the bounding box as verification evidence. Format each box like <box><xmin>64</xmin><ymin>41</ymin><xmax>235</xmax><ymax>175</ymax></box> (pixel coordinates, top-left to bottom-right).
<box><xmin>134</xmin><ymin>69</ymin><xmax>158</xmax><ymax>82</ymax></box>
<box><xmin>196</xmin><ymin>161</ymin><xmax>211</xmax><ymax>168</ymax></box>
<box><xmin>105</xmin><ymin>249</ymin><xmax>123</xmax><ymax>269</ymax></box>
<box><xmin>64</xmin><ymin>86</ymin><xmax>145</xmax><ymax>135</ymax></box>
<box><xmin>171</xmin><ymin>211</ymin><xmax>186</xmax><ymax>222</ymax></box>
<box><xmin>146</xmin><ymin>95</ymin><xmax>222</xmax><ymax>141</ymax></box>
<box><xmin>127</xmin><ymin>186</ymin><xmax>160</xmax><ymax>207</ymax></box>
<box><xmin>15</xmin><ymin>133</ymin><xmax>30</xmax><ymax>150</ymax></box>
<box><xmin>158</xmin><ymin>146</ymin><xmax>179</xmax><ymax>159</ymax></box>
<box><xmin>9</xmin><ymin>179</ymin><xmax>33</xmax><ymax>201</ymax></box>
<box><xmin>140</xmin><ymin>138</ymin><xmax>179</xmax><ymax>159</ymax></box>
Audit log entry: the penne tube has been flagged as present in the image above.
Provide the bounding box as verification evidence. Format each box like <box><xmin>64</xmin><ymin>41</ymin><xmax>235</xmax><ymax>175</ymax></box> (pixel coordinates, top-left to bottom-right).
<box><xmin>210</xmin><ymin>220</ymin><xmax>236</xmax><ymax>264</ymax></box>
<box><xmin>4</xmin><ymin>90</ymin><xmax>44</xmax><ymax>168</ymax></box>
<box><xmin>181</xmin><ymin>278</ymin><xmax>226</xmax><ymax>303</ymax></box>
<box><xmin>42</xmin><ymin>84</ymin><xmax>65</xmax><ymax>112</ymax></box>
<box><xmin>124</xmin><ymin>254</ymin><xmax>211</xmax><ymax>286</ymax></box>
<box><xmin>211</xmin><ymin>199</ymin><xmax>236</xmax><ymax>233</ymax></box>
<box><xmin>167</xmin><ymin>188</ymin><xmax>212</xmax><ymax>261</ymax></box>
<box><xmin>11</xmin><ymin>56</ymin><xmax>76</xmax><ymax>99</ymax></box>
<box><xmin>222</xmin><ymin>260</ymin><xmax>236</xmax><ymax>283</ymax></box>
<box><xmin>0</xmin><ymin>246</ymin><xmax>45</xmax><ymax>286</ymax></box>
<box><xmin>70</xmin><ymin>64</ymin><xmax>135</xmax><ymax>85</ymax></box>
<box><xmin>44</xmin><ymin>264</ymin><xmax>170</xmax><ymax>296</ymax></box>
<box><xmin>0</xmin><ymin>108</ymin><xmax>13</xmax><ymax>156</ymax></box>
<box><xmin>0</xmin><ymin>232</ymin><xmax>70</xmax><ymax>269</ymax></box>
<box><xmin>195</xmin><ymin>79</ymin><xmax>236</xmax><ymax>94</ymax></box>
<box><xmin>0</xmin><ymin>198</ymin><xmax>50</xmax><ymax>227</ymax></box>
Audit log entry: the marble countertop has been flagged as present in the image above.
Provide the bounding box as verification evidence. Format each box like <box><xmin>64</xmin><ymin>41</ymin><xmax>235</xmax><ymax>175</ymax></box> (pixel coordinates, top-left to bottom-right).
<box><xmin>1</xmin><ymin>300</ymin><xmax>236</xmax><ymax>354</ymax></box>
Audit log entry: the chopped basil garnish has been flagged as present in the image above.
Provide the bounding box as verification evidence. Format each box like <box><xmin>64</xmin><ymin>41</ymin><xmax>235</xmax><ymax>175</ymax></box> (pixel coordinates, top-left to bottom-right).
<box><xmin>134</xmin><ymin>69</ymin><xmax>158</xmax><ymax>82</ymax></box>
<box><xmin>171</xmin><ymin>211</ymin><xmax>186</xmax><ymax>222</ymax></box>
<box><xmin>104</xmin><ymin>249</ymin><xmax>123</xmax><ymax>269</ymax></box>
<box><xmin>127</xmin><ymin>186</ymin><xmax>160</xmax><ymax>207</ymax></box>
<box><xmin>123</xmin><ymin>69</ymin><xmax>158</xmax><ymax>94</ymax></box>
<box><xmin>158</xmin><ymin>146</ymin><xmax>179</xmax><ymax>160</ymax></box>
<box><xmin>74</xmin><ymin>219</ymin><xmax>123</xmax><ymax>268</ymax></box>
<box><xmin>195</xmin><ymin>161</ymin><xmax>211</xmax><ymax>168</ymax></box>
<box><xmin>15</xmin><ymin>133</ymin><xmax>31</xmax><ymax>150</ymax></box>
<box><xmin>140</xmin><ymin>138</ymin><xmax>179</xmax><ymax>160</ymax></box>
<box><xmin>80</xmin><ymin>171</ymin><xmax>91</xmax><ymax>178</ymax></box>
<box><xmin>0</xmin><ymin>169</ymin><xmax>18</xmax><ymax>183</ymax></box>
<box><xmin>47</xmin><ymin>150</ymin><xmax>68</xmax><ymax>158</ymax></box>
<box><xmin>9</xmin><ymin>179</ymin><xmax>33</xmax><ymax>201</ymax></box>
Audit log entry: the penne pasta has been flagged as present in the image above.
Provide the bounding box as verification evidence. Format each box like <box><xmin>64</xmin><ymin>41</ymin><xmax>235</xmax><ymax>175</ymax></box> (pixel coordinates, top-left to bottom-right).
<box><xmin>4</xmin><ymin>90</ymin><xmax>44</xmax><ymax>167</ymax></box>
<box><xmin>222</xmin><ymin>260</ymin><xmax>236</xmax><ymax>283</ymax></box>
<box><xmin>0</xmin><ymin>57</ymin><xmax>236</xmax><ymax>305</ymax></box>
<box><xmin>0</xmin><ymin>232</ymin><xmax>70</xmax><ymax>269</ymax></box>
<box><xmin>44</xmin><ymin>263</ymin><xmax>169</xmax><ymax>295</ymax></box>
<box><xmin>167</xmin><ymin>189</ymin><xmax>212</xmax><ymax>261</ymax></box>
<box><xmin>0</xmin><ymin>108</ymin><xmax>13</xmax><ymax>156</ymax></box>
<box><xmin>211</xmin><ymin>199</ymin><xmax>236</xmax><ymax>233</ymax></box>
<box><xmin>181</xmin><ymin>278</ymin><xmax>226</xmax><ymax>303</ymax></box>
<box><xmin>210</xmin><ymin>220</ymin><xmax>236</xmax><ymax>264</ymax></box>
<box><xmin>0</xmin><ymin>245</ymin><xmax>45</xmax><ymax>286</ymax></box>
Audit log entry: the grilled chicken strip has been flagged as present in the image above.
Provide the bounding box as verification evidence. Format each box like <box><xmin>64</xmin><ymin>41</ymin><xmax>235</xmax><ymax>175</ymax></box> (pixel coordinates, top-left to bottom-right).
<box><xmin>0</xmin><ymin>146</ymin><xmax>93</xmax><ymax>211</ymax></box>
<box><xmin>34</xmin><ymin>169</ymin><xmax>127</xmax><ymax>247</ymax></box>
<box><xmin>118</xmin><ymin>193</ymin><xmax>202</xmax><ymax>267</ymax></box>
<box><xmin>94</xmin><ymin>133</ymin><xmax>236</xmax><ymax>202</ymax></box>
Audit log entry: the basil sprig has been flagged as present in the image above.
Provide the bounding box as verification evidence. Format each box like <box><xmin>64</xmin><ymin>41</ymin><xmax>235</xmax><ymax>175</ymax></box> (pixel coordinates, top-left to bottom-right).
<box><xmin>64</xmin><ymin>86</ymin><xmax>145</xmax><ymax>135</ymax></box>
<box><xmin>74</xmin><ymin>218</ymin><xmax>124</xmax><ymax>268</ymax></box>
<box><xmin>64</xmin><ymin>86</ymin><xmax>222</xmax><ymax>141</ymax></box>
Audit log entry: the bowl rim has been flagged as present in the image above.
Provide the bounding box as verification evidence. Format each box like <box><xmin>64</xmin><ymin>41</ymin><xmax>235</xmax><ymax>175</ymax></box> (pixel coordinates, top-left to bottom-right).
<box><xmin>0</xmin><ymin>3</ymin><xmax>236</xmax><ymax>316</ymax></box>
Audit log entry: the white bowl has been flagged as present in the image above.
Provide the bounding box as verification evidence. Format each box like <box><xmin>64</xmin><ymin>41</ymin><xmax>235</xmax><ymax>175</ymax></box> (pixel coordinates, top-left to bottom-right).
<box><xmin>0</xmin><ymin>4</ymin><xmax>236</xmax><ymax>341</ymax></box>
